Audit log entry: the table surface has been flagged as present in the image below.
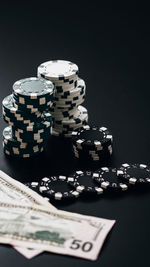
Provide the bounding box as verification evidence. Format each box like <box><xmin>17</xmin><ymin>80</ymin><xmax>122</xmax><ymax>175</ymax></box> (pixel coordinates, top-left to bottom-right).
<box><xmin>0</xmin><ymin>3</ymin><xmax>150</xmax><ymax>267</ymax></box>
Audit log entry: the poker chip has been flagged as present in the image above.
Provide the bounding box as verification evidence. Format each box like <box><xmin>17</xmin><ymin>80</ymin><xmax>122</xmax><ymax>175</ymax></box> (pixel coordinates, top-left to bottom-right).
<box><xmin>25</xmin><ymin>182</ymin><xmax>40</xmax><ymax>193</ymax></box>
<box><xmin>2</xmin><ymin>95</ymin><xmax>42</xmax><ymax>120</ymax></box>
<box><xmin>37</xmin><ymin>60</ymin><xmax>88</xmax><ymax>138</ymax></box>
<box><xmin>72</xmin><ymin>125</ymin><xmax>113</xmax><ymax>150</ymax></box>
<box><xmin>13</xmin><ymin>77</ymin><xmax>54</xmax><ymax>99</ymax></box>
<box><xmin>68</xmin><ymin>170</ymin><xmax>103</xmax><ymax>195</ymax></box>
<box><xmin>39</xmin><ymin>176</ymin><xmax>80</xmax><ymax>201</ymax></box>
<box><xmin>37</xmin><ymin>60</ymin><xmax>79</xmax><ymax>81</ymax></box>
<box><xmin>3</xmin><ymin>143</ymin><xmax>44</xmax><ymax>158</ymax></box>
<box><xmin>2</xmin><ymin>126</ymin><xmax>44</xmax><ymax>158</ymax></box>
<box><xmin>117</xmin><ymin>163</ymin><xmax>150</xmax><ymax>185</ymax></box>
<box><xmin>93</xmin><ymin>167</ymin><xmax>128</xmax><ymax>192</ymax></box>
<box><xmin>2</xmin><ymin>75</ymin><xmax>55</xmax><ymax>157</ymax></box>
<box><xmin>73</xmin><ymin>144</ymin><xmax>113</xmax><ymax>162</ymax></box>
<box><xmin>55</xmin><ymin>78</ymin><xmax>85</xmax><ymax>97</ymax></box>
<box><xmin>71</xmin><ymin>125</ymin><xmax>113</xmax><ymax>161</ymax></box>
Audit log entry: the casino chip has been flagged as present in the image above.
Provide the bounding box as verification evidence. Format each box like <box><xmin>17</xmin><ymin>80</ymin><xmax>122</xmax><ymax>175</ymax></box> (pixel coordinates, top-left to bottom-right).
<box><xmin>37</xmin><ymin>60</ymin><xmax>88</xmax><ymax>138</ymax></box>
<box><xmin>37</xmin><ymin>60</ymin><xmax>79</xmax><ymax>81</ymax></box>
<box><xmin>13</xmin><ymin>77</ymin><xmax>54</xmax><ymax>99</ymax></box>
<box><xmin>72</xmin><ymin>125</ymin><xmax>113</xmax><ymax>149</ymax></box>
<box><xmin>2</xmin><ymin>126</ymin><xmax>44</xmax><ymax>158</ymax></box>
<box><xmin>2</xmin><ymin>76</ymin><xmax>54</xmax><ymax>157</ymax></box>
<box><xmin>93</xmin><ymin>167</ymin><xmax>128</xmax><ymax>191</ymax></box>
<box><xmin>25</xmin><ymin>182</ymin><xmax>40</xmax><ymax>193</ymax></box>
<box><xmin>68</xmin><ymin>170</ymin><xmax>103</xmax><ymax>195</ymax></box>
<box><xmin>39</xmin><ymin>176</ymin><xmax>80</xmax><ymax>200</ymax></box>
<box><xmin>117</xmin><ymin>163</ymin><xmax>150</xmax><ymax>185</ymax></box>
<box><xmin>71</xmin><ymin>125</ymin><xmax>113</xmax><ymax>161</ymax></box>
<box><xmin>73</xmin><ymin>144</ymin><xmax>113</xmax><ymax>161</ymax></box>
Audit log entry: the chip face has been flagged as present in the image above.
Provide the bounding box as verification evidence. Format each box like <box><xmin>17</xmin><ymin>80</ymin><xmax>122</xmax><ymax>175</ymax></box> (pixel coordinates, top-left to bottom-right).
<box><xmin>38</xmin><ymin>60</ymin><xmax>79</xmax><ymax>80</ymax></box>
<box><xmin>68</xmin><ymin>170</ymin><xmax>103</xmax><ymax>195</ymax></box>
<box><xmin>117</xmin><ymin>163</ymin><xmax>150</xmax><ymax>185</ymax></box>
<box><xmin>72</xmin><ymin>125</ymin><xmax>113</xmax><ymax>150</ymax></box>
<box><xmin>13</xmin><ymin>77</ymin><xmax>54</xmax><ymax>98</ymax></box>
<box><xmin>39</xmin><ymin>176</ymin><xmax>80</xmax><ymax>201</ymax></box>
<box><xmin>93</xmin><ymin>167</ymin><xmax>128</xmax><ymax>191</ymax></box>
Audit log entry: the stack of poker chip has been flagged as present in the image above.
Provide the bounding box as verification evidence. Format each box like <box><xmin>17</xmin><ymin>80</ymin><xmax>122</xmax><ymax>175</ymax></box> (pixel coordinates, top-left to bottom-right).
<box><xmin>71</xmin><ymin>125</ymin><xmax>113</xmax><ymax>162</ymax></box>
<box><xmin>37</xmin><ymin>60</ymin><xmax>88</xmax><ymax>137</ymax></box>
<box><xmin>2</xmin><ymin>77</ymin><xmax>54</xmax><ymax>158</ymax></box>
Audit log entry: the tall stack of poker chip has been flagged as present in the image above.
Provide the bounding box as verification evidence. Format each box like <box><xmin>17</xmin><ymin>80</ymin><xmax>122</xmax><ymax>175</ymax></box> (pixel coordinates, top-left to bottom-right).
<box><xmin>37</xmin><ymin>60</ymin><xmax>88</xmax><ymax>137</ymax></box>
<box><xmin>71</xmin><ymin>125</ymin><xmax>113</xmax><ymax>162</ymax></box>
<box><xmin>2</xmin><ymin>77</ymin><xmax>54</xmax><ymax>158</ymax></box>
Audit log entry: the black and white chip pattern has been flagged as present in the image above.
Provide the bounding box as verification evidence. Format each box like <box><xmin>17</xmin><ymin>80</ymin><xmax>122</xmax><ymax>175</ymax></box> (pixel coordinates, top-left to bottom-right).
<box><xmin>117</xmin><ymin>163</ymin><xmax>150</xmax><ymax>185</ymax></box>
<box><xmin>68</xmin><ymin>170</ymin><xmax>103</xmax><ymax>195</ymax></box>
<box><xmin>93</xmin><ymin>167</ymin><xmax>128</xmax><ymax>191</ymax></box>
<box><xmin>39</xmin><ymin>176</ymin><xmax>80</xmax><ymax>200</ymax></box>
<box><xmin>72</xmin><ymin>125</ymin><xmax>113</xmax><ymax>150</ymax></box>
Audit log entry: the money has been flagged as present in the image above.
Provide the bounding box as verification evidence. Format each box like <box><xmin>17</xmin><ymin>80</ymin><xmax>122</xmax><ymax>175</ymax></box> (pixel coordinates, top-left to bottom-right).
<box><xmin>0</xmin><ymin>200</ymin><xmax>115</xmax><ymax>261</ymax></box>
<box><xmin>0</xmin><ymin>170</ymin><xmax>56</xmax><ymax>210</ymax></box>
<box><xmin>0</xmin><ymin>170</ymin><xmax>56</xmax><ymax>258</ymax></box>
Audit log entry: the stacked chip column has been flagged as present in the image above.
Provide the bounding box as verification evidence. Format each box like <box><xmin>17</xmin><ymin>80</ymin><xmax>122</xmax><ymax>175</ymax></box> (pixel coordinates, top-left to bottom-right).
<box><xmin>2</xmin><ymin>77</ymin><xmax>54</xmax><ymax>158</ymax></box>
<box><xmin>37</xmin><ymin>60</ymin><xmax>88</xmax><ymax>137</ymax></box>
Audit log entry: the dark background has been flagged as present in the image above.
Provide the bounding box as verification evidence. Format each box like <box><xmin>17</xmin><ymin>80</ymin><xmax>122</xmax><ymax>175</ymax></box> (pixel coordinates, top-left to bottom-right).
<box><xmin>0</xmin><ymin>2</ymin><xmax>150</xmax><ymax>267</ymax></box>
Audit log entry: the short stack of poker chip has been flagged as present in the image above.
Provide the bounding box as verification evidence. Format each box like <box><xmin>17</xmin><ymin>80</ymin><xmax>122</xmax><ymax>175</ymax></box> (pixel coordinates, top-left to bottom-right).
<box><xmin>37</xmin><ymin>60</ymin><xmax>88</xmax><ymax>137</ymax></box>
<box><xmin>71</xmin><ymin>125</ymin><xmax>113</xmax><ymax>162</ymax></box>
<box><xmin>2</xmin><ymin>77</ymin><xmax>54</xmax><ymax>158</ymax></box>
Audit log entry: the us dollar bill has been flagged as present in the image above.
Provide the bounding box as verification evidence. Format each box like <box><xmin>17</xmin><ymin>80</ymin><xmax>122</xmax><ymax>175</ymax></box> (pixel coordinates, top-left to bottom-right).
<box><xmin>0</xmin><ymin>170</ymin><xmax>56</xmax><ymax>258</ymax></box>
<box><xmin>0</xmin><ymin>200</ymin><xmax>115</xmax><ymax>261</ymax></box>
<box><xmin>0</xmin><ymin>170</ymin><xmax>56</xmax><ymax>210</ymax></box>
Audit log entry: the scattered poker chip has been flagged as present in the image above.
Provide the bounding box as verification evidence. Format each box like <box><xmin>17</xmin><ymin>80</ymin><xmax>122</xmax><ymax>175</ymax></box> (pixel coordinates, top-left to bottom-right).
<box><xmin>72</xmin><ymin>125</ymin><xmax>113</xmax><ymax>150</ymax></box>
<box><xmin>68</xmin><ymin>170</ymin><xmax>103</xmax><ymax>195</ymax></box>
<box><xmin>25</xmin><ymin>182</ymin><xmax>40</xmax><ymax>193</ymax></box>
<box><xmin>37</xmin><ymin>60</ymin><xmax>79</xmax><ymax>81</ymax></box>
<box><xmin>93</xmin><ymin>167</ymin><xmax>128</xmax><ymax>192</ymax></box>
<box><xmin>117</xmin><ymin>163</ymin><xmax>150</xmax><ymax>185</ymax></box>
<box><xmin>39</xmin><ymin>176</ymin><xmax>80</xmax><ymax>201</ymax></box>
<box><xmin>13</xmin><ymin>77</ymin><xmax>54</xmax><ymax>99</ymax></box>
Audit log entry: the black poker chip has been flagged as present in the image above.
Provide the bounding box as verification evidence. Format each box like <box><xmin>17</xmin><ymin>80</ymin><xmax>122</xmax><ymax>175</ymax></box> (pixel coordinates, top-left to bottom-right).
<box><xmin>25</xmin><ymin>182</ymin><xmax>40</xmax><ymax>193</ymax></box>
<box><xmin>72</xmin><ymin>125</ymin><xmax>113</xmax><ymax>150</ymax></box>
<box><xmin>93</xmin><ymin>167</ymin><xmax>128</xmax><ymax>192</ymax></box>
<box><xmin>68</xmin><ymin>170</ymin><xmax>103</xmax><ymax>195</ymax></box>
<box><xmin>39</xmin><ymin>176</ymin><xmax>80</xmax><ymax>201</ymax></box>
<box><xmin>72</xmin><ymin>144</ymin><xmax>112</xmax><ymax>162</ymax></box>
<box><xmin>117</xmin><ymin>163</ymin><xmax>150</xmax><ymax>185</ymax></box>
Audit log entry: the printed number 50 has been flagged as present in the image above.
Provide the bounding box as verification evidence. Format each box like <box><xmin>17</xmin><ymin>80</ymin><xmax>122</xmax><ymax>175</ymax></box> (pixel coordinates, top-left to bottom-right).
<box><xmin>70</xmin><ymin>240</ymin><xmax>93</xmax><ymax>252</ymax></box>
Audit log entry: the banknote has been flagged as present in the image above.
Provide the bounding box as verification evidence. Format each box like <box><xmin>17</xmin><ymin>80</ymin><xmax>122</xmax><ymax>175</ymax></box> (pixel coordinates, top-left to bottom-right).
<box><xmin>0</xmin><ymin>200</ymin><xmax>115</xmax><ymax>261</ymax></box>
<box><xmin>0</xmin><ymin>170</ymin><xmax>56</xmax><ymax>210</ymax></box>
<box><xmin>0</xmin><ymin>170</ymin><xmax>57</xmax><ymax>258</ymax></box>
